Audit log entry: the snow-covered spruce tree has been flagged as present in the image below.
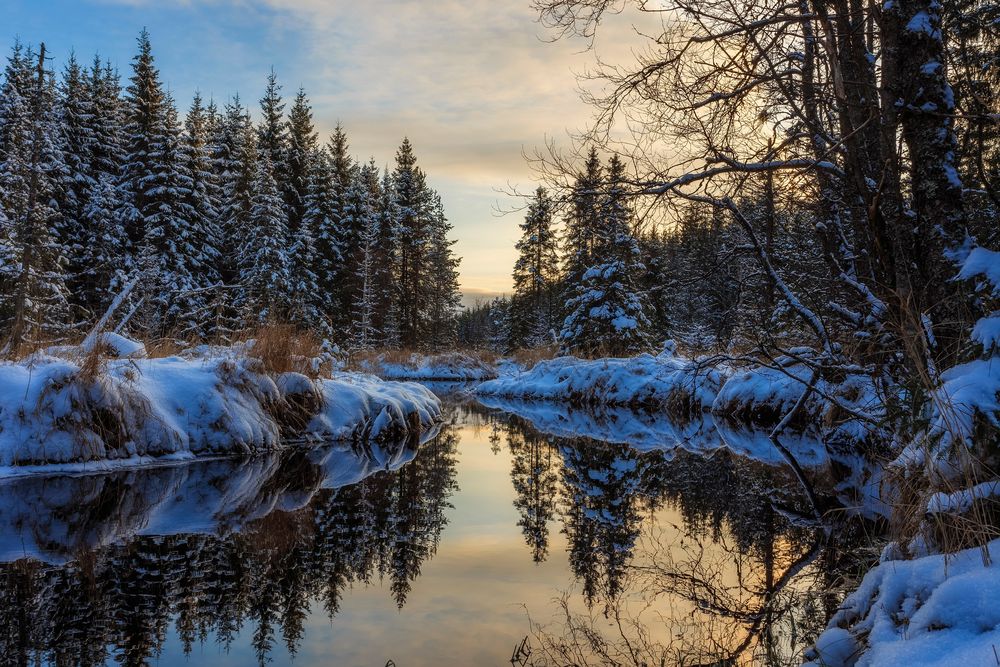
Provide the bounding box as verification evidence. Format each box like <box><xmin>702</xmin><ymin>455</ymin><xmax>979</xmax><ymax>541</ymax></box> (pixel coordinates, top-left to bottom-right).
<box><xmin>560</xmin><ymin>147</ymin><xmax>602</xmax><ymax>317</ymax></box>
<box><xmin>327</xmin><ymin>123</ymin><xmax>360</xmax><ymax>333</ymax></box>
<box><xmin>559</xmin><ymin>155</ymin><xmax>651</xmax><ymax>357</ymax></box>
<box><xmin>55</xmin><ymin>51</ymin><xmax>96</xmax><ymax>316</ymax></box>
<box><xmin>304</xmin><ymin>144</ymin><xmax>343</xmax><ymax>328</ymax></box>
<box><xmin>136</xmin><ymin>92</ymin><xmax>203</xmax><ymax>338</ymax></box>
<box><xmin>76</xmin><ymin>174</ymin><xmax>128</xmax><ymax>313</ymax></box>
<box><xmin>489</xmin><ymin>296</ymin><xmax>512</xmax><ymax>354</ymax></box>
<box><xmin>423</xmin><ymin>192</ymin><xmax>462</xmax><ymax>350</ymax></box>
<box><xmin>257</xmin><ymin>68</ymin><xmax>288</xmax><ymax>200</ymax></box>
<box><xmin>284</xmin><ymin>89</ymin><xmax>323</xmax><ymax>332</ymax></box>
<box><xmin>86</xmin><ymin>56</ymin><xmax>125</xmax><ymax>186</ymax></box>
<box><xmin>205</xmin><ymin>94</ymin><xmax>257</xmax><ymax>339</ymax></box>
<box><xmin>510</xmin><ymin>186</ymin><xmax>560</xmax><ymax>349</ymax></box>
<box><xmin>392</xmin><ymin>137</ymin><xmax>433</xmax><ymax>349</ymax></box>
<box><xmin>350</xmin><ymin>163</ymin><xmax>380</xmax><ymax>350</ymax></box>
<box><xmin>373</xmin><ymin>166</ymin><xmax>400</xmax><ymax>348</ymax></box>
<box><xmin>0</xmin><ymin>43</ymin><xmax>72</xmax><ymax>352</ymax></box>
<box><xmin>120</xmin><ymin>29</ymin><xmax>165</xmax><ymax>252</ymax></box>
<box><xmin>237</xmin><ymin>153</ymin><xmax>291</xmax><ymax>325</ymax></box>
<box><xmin>182</xmin><ymin>92</ymin><xmax>223</xmax><ymax>332</ymax></box>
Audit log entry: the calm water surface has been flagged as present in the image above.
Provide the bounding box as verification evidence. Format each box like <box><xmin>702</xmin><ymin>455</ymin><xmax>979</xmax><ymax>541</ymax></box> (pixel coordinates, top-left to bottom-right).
<box><xmin>0</xmin><ymin>388</ymin><xmax>870</xmax><ymax>666</ymax></box>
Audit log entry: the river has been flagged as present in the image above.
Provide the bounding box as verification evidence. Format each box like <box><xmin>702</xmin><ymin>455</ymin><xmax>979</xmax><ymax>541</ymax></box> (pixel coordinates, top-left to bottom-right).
<box><xmin>0</xmin><ymin>385</ymin><xmax>875</xmax><ymax>666</ymax></box>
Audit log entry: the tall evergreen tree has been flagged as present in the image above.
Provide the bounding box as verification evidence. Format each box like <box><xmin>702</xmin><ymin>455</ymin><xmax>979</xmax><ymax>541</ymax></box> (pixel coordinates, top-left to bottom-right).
<box><xmin>120</xmin><ymin>28</ymin><xmax>165</xmax><ymax>250</ymax></box>
<box><xmin>560</xmin><ymin>155</ymin><xmax>650</xmax><ymax>356</ymax></box>
<box><xmin>137</xmin><ymin>92</ymin><xmax>202</xmax><ymax>337</ymax></box>
<box><xmin>0</xmin><ymin>43</ymin><xmax>71</xmax><ymax>351</ymax></box>
<box><xmin>238</xmin><ymin>153</ymin><xmax>291</xmax><ymax>324</ymax></box>
<box><xmin>510</xmin><ymin>186</ymin><xmax>560</xmax><ymax>348</ymax></box>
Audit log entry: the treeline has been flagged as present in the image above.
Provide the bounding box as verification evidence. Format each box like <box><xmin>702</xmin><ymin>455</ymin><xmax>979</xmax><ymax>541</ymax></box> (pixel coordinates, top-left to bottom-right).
<box><xmin>459</xmin><ymin>148</ymin><xmax>787</xmax><ymax>356</ymax></box>
<box><xmin>0</xmin><ymin>30</ymin><xmax>461</xmax><ymax>354</ymax></box>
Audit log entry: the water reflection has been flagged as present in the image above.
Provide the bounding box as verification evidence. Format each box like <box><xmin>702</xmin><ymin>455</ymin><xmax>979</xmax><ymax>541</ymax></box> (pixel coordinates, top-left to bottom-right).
<box><xmin>0</xmin><ymin>400</ymin><xmax>872</xmax><ymax>666</ymax></box>
<box><xmin>0</xmin><ymin>429</ymin><xmax>458</xmax><ymax>665</ymax></box>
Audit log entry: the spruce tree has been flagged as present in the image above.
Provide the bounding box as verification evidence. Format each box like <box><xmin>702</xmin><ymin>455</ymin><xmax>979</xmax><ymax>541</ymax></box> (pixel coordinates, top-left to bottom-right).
<box><xmin>137</xmin><ymin>92</ymin><xmax>202</xmax><ymax>337</ymax></box>
<box><xmin>238</xmin><ymin>153</ymin><xmax>291</xmax><ymax>325</ymax></box>
<box><xmin>510</xmin><ymin>186</ymin><xmax>559</xmax><ymax>348</ymax></box>
<box><xmin>183</xmin><ymin>92</ymin><xmax>222</xmax><ymax>301</ymax></box>
<box><xmin>284</xmin><ymin>90</ymin><xmax>322</xmax><ymax>330</ymax></box>
<box><xmin>55</xmin><ymin>51</ymin><xmax>95</xmax><ymax>311</ymax></box>
<box><xmin>560</xmin><ymin>155</ymin><xmax>651</xmax><ymax>356</ymax></box>
<box><xmin>120</xmin><ymin>28</ymin><xmax>165</xmax><ymax>250</ymax></box>
<box><xmin>304</xmin><ymin>145</ymin><xmax>342</xmax><ymax>328</ymax></box>
<box><xmin>0</xmin><ymin>43</ymin><xmax>71</xmax><ymax>351</ymax></box>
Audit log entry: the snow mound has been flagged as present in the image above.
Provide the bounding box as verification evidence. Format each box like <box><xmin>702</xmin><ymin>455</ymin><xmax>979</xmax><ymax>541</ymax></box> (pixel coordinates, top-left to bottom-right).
<box><xmin>358</xmin><ymin>352</ymin><xmax>498</xmax><ymax>380</ymax></box>
<box><xmin>81</xmin><ymin>331</ymin><xmax>147</xmax><ymax>358</ymax></box>
<box><xmin>804</xmin><ymin>538</ymin><xmax>1000</xmax><ymax>667</ymax></box>
<box><xmin>475</xmin><ymin>353</ymin><xmax>721</xmax><ymax>414</ymax></box>
<box><xmin>0</xmin><ymin>354</ymin><xmax>441</xmax><ymax>472</ymax></box>
<box><xmin>711</xmin><ymin>359</ymin><xmax>883</xmax><ymax>444</ymax></box>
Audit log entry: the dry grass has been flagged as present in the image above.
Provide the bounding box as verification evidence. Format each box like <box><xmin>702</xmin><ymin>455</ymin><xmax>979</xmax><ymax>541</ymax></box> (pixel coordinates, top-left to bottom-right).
<box><xmin>238</xmin><ymin>323</ymin><xmax>327</xmax><ymax>379</ymax></box>
<box><xmin>510</xmin><ymin>344</ymin><xmax>559</xmax><ymax>369</ymax></box>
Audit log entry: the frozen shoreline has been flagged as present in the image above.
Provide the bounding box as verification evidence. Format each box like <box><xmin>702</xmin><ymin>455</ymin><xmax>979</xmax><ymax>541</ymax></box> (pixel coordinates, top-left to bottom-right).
<box><xmin>0</xmin><ymin>350</ymin><xmax>442</xmax><ymax>472</ymax></box>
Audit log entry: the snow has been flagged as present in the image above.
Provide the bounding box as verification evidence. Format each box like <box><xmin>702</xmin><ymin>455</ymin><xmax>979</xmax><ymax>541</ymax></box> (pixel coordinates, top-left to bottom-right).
<box><xmin>355</xmin><ymin>352</ymin><xmax>498</xmax><ymax>380</ymax></box>
<box><xmin>476</xmin><ymin>352</ymin><xmax>722</xmax><ymax>411</ymax></box>
<box><xmin>81</xmin><ymin>331</ymin><xmax>147</xmax><ymax>358</ymax></box>
<box><xmin>712</xmin><ymin>358</ymin><xmax>883</xmax><ymax>446</ymax></box>
<box><xmin>926</xmin><ymin>480</ymin><xmax>1000</xmax><ymax>515</ymax></box>
<box><xmin>0</xmin><ymin>351</ymin><xmax>441</xmax><ymax>472</ymax></box>
<box><xmin>804</xmin><ymin>539</ymin><xmax>1000</xmax><ymax>667</ymax></box>
<box><xmin>958</xmin><ymin>247</ymin><xmax>1000</xmax><ymax>296</ymax></box>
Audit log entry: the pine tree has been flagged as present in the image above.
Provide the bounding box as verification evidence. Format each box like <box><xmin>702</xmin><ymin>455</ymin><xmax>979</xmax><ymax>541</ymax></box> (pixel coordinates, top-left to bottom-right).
<box><xmin>304</xmin><ymin>145</ymin><xmax>342</xmax><ymax>329</ymax></box>
<box><xmin>76</xmin><ymin>175</ymin><xmax>128</xmax><ymax>313</ymax></box>
<box><xmin>137</xmin><ymin>92</ymin><xmax>202</xmax><ymax>337</ymax></box>
<box><xmin>373</xmin><ymin>166</ymin><xmax>400</xmax><ymax>347</ymax></box>
<box><xmin>183</xmin><ymin>92</ymin><xmax>222</xmax><ymax>296</ymax></box>
<box><xmin>257</xmin><ymin>68</ymin><xmax>288</xmax><ymax>199</ymax></box>
<box><xmin>0</xmin><ymin>43</ymin><xmax>71</xmax><ymax>351</ymax></box>
<box><xmin>510</xmin><ymin>186</ymin><xmax>560</xmax><ymax>348</ymax></box>
<box><xmin>424</xmin><ymin>192</ymin><xmax>462</xmax><ymax>350</ymax></box>
<box><xmin>238</xmin><ymin>153</ymin><xmax>291</xmax><ymax>324</ymax></box>
<box><xmin>561</xmin><ymin>147</ymin><xmax>602</xmax><ymax>311</ymax></box>
<box><xmin>393</xmin><ymin>138</ymin><xmax>431</xmax><ymax>348</ymax></box>
<box><xmin>326</xmin><ymin>123</ymin><xmax>356</xmax><ymax>332</ymax></box>
<box><xmin>55</xmin><ymin>51</ymin><xmax>96</xmax><ymax>314</ymax></box>
<box><xmin>349</xmin><ymin>161</ymin><xmax>379</xmax><ymax>349</ymax></box>
<box><xmin>560</xmin><ymin>155</ymin><xmax>651</xmax><ymax>356</ymax></box>
<box><xmin>284</xmin><ymin>88</ymin><xmax>315</xmax><ymax>236</ymax></box>
<box><xmin>120</xmin><ymin>28</ymin><xmax>165</xmax><ymax>250</ymax></box>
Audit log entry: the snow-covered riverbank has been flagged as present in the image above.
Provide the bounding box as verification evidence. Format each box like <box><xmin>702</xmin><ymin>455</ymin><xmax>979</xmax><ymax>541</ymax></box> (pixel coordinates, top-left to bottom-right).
<box><xmin>476</xmin><ymin>351</ymin><xmax>722</xmax><ymax>414</ymax></box>
<box><xmin>0</xmin><ymin>350</ymin><xmax>441</xmax><ymax>472</ymax></box>
<box><xmin>805</xmin><ymin>538</ymin><xmax>1000</xmax><ymax>667</ymax></box>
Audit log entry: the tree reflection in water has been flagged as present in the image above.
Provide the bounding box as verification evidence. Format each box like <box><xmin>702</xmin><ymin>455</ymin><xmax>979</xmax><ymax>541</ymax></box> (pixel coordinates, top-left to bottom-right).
<box><xmin>0</xmin><ymin>402</ymin><xmax>874</xmax><ymax>666</ymax></box>
<box><xmin>0</xmin><ymin>426</ymin><xmax>459</xmax><ymax>666</ymax></box>
<box><xmin>494</xmin><ymin>411</ymin><xmax>872</xmax><ymax>667</ymax></box>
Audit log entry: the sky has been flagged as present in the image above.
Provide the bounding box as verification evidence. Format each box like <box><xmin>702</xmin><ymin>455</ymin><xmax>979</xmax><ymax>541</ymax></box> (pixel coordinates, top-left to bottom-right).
<box><xmin>4</xmin><ymin>0</ymin><xmax>658</xmax><ymax>303</ymax></box>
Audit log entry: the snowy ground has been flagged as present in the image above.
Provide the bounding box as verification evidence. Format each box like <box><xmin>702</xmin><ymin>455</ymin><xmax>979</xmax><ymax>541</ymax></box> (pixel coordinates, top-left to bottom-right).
<box><xmin>352</xmin><ymin>351</ymin><xmax>499</xmax><ymax>380</ymax></box>
<box><xmin>476</xmin><ymin>350</ymin><xmax>722</xmax><ymax>413</ymax></box>
<box><xmin>805</xmin><ymin>539</ymin><xmax>1000</xmax><ymax>667</ymax></box>
<box><xmin>0</xmin><ymin>348</ymin><xmax>441</xmax><ymax>472</ymax></box>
